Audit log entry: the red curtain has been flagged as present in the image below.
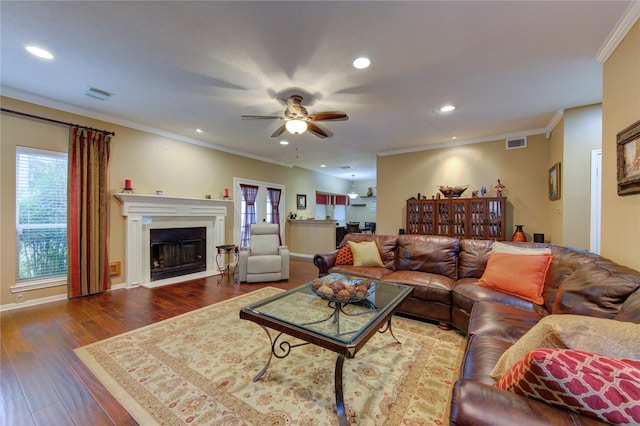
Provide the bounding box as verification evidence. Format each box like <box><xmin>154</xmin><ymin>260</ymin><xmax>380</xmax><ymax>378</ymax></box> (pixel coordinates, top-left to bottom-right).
<box><xmin>67</xmin><ymin>127</ymin><xmax>111</xmax><ymax>298</ymax></box>
<box><xmin>240</xmin><ymin>184</ymin><xmax>258</xmax><ymax>246</ymax></box>
<box><xmin>267</xmin><ymin>187</ymin><xmax>282</xmax><ymax>244</ymax></box>
<box><xmin>316</xmin><ymin>192</ymin><xmax>328</xmax><ymax>205</ymax></box>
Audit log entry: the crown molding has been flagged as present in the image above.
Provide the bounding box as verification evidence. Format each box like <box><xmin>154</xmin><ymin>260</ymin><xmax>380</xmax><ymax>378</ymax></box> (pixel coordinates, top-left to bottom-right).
<box><xmin>1</xmin><ymin>87</ymin><xmax>295</xmax><ymax>169</ymax></box>
<box><xmin>546</xmin><ymin>110</ymin><xmax>564</xmax><ymax>134</ymax></box>
<box><xmin>377</xmin><ymin>127</ymin><xmax>548</xmax><ymax>157</ymax></box>
<box><xmin>594</xmin><ymin>1</ymin><xmax>640</xmax><ymax>63</ymax></box>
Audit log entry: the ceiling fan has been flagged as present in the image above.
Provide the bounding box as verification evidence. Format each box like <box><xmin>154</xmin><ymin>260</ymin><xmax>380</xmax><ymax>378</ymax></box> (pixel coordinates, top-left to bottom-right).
<box><xmin>241</xmin><ymin>95</ymin><xmax>348</xmax><ymax>139</ymax></box>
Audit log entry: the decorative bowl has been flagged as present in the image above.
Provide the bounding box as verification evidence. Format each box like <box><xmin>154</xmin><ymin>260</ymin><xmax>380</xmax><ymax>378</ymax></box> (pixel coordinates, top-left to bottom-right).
<box><xmin>306</xmin><ymin>273</ymin><xmax>374</xmax><ymax>303</ymax></box>
<box><xmin>438</xmin><ymin>185</ymin><xmax>469</xmax><ymax>198</ymax></box>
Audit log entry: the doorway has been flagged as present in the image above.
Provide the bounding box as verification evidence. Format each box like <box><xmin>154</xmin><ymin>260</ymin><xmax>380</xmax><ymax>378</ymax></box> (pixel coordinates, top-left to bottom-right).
<box><xmin>233</xmin><ymin>178</ymin><xmax>285</xmax><ymax>246</ymax></box>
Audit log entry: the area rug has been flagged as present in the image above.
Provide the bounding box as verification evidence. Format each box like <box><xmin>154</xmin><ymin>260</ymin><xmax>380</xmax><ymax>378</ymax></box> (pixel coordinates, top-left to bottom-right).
<box><xmin>75</xmin><ymin>287</ymin><xmax>466</xmax><ymax>425</ymax></box>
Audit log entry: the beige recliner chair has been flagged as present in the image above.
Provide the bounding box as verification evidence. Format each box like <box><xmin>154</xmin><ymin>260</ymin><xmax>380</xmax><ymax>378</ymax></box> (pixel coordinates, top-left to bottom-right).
<box><xmin>238</xmin><ymin>223</ymin><xmax>289</xmax><ymax>283</ymax></box>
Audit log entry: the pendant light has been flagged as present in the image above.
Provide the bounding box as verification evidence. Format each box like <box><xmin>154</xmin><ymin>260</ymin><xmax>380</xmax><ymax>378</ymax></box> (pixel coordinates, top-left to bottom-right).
<box><xmin>348</xmin><ymin>174</ymin><xmax>359</xmax><ymax>199</ymax></box>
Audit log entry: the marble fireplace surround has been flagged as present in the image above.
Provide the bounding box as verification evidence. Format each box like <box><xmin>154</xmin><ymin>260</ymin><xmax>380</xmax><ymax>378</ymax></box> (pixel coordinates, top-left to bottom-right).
<box><xmin>115</xmin><ymin>194</ymin><xmax>229</xmax><ymax>288</ymax></box>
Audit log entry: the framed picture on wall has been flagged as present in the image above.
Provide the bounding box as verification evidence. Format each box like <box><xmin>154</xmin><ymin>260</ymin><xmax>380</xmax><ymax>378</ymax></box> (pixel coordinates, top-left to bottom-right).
<box><xmin>549</xmin><ymin>162</ymin><xmax>561</xmax><ymax>201</ymax></box>
<box><xmin>296</xmin><ymin>194</ymin><xmax>307</xmax><ymax>210</ymax></box>
<box><xmin>617</xmin><ymin>119</ymin><xmax>640</xmax><ymax>196</ymax></box>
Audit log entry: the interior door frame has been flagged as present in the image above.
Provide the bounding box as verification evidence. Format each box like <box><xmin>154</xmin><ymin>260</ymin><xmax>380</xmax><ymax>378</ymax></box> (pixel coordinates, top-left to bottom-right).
<box><xmin>590</xmin><ymin>149</ymin><xmax>602</xmax><ymax>254</ymax></box>
<box><xmin>233</xmin><ymin>177</ymin><xmax>285</xmax><ymax>246</ymax></box>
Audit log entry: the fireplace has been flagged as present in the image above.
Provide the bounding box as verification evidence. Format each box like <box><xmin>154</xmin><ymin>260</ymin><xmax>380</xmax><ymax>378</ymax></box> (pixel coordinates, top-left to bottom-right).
<box><xmin>115</xmin><ymin>193</ymin><xmax>228</xmax><ymax>288</ymax></box>
<box><xmin>150</xmin><ymin>227</ymin><xmax>206</xmax><ymax>281</ymax></box>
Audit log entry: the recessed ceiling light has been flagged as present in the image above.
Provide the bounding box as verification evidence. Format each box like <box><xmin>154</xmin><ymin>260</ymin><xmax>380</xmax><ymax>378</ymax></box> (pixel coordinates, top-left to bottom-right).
<box><xmin>26</xmin><ymin>46</ymin><xmax>53</xmax><ymax>59</ymax></box>
<box><xmin>320</xmin><ymin>164</ymin><xmax>326</xmax><ymax>168</ymax></box>
<box><xmin>196</xmin><ymin>128</ymin><xmax>204</xmax><ymax>133</ymax></box>
<box><xmin>353</xmin><ymin>57</ymin><xmax>371</xmax><ymax>69</ymax></box>
<box><xmin>452</xmin><ymin>136</ymin><xmax>457</xmax><ymax>140</ymax></box>
<box><xmin>440</xmin><ymin>105</ymin><xmax>456</xmax><ymax>112</ymax></box>
<box><xmin>280</xmin><ymin>140</ymin><xmax>289</xmax><ymax>145</ymax></box>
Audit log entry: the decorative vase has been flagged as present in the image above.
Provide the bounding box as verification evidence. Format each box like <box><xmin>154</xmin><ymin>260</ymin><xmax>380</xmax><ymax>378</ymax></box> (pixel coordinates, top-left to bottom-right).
<box><xmin>512</xmin><ymin>225</ymin><xmax>527</xmax><ymax>242</ymax></box>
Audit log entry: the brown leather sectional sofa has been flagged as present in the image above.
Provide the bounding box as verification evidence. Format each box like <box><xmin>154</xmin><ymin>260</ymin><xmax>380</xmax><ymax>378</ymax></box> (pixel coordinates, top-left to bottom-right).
<box><xmin>313</xmin><ymin>233</ymin><xmax>640</xmax><ymax>425</ymax></box>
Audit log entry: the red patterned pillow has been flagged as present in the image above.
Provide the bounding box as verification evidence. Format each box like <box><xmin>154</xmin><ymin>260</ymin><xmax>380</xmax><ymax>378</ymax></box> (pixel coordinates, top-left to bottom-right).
<box><xmin>496</xmin><ymin>348</ymin><xmax>640</xmax><ymax>424</ymax></box>
<box><xmin>335</xmin><ymin>245</ymin><xmax>353</xmax><ymax>265</ymax></box>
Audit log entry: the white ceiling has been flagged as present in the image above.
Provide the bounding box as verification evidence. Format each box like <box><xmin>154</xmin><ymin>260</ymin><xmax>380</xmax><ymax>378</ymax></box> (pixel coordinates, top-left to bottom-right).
<box><xmin>1</xmin><ymin>1</ymin><xmax>636</xmax><ymax>181</ymax></box>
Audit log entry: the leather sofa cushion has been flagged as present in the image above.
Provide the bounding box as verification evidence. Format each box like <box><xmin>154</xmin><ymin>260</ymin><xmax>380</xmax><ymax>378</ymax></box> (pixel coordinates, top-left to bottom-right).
<box><xmin>452</xmin><ymin>278</ymin><xmax>546</xmax><ymax>316</ymax></box>
<box><xmin>341</xmin><ymin>234</ymin><xmax>397</xmax><ymax>270</ymax></box>
<box><xmin>328</xmin><ymin>265</ymin><xmax>393</xmax><ymax>281</ymax></box>
<box><xmin>466</xmin><ymin>301</ymin><xmax>546</xmax><ymax>342</ymax></box>
<box><xmin>616</xmin><ymin>289</ymin><xmax>640</xmax><ymax>324</ymax></box>
<box><xmin>460</xmin><ymin>334</ymin><xmax>512</xmax><ymax>384</ymax></box>
<box><xmin>396</xmin><ymin>235</ymin><xmax>459</xmax><ymax>279</ymax></box>
<box><xmin>458</xmin><ymin>239</ymin><xmax>493</xmax><ymax>279</ymax></box>
<box><xmin>543</xmin><ymin>246</ymin><xmax>599</xmax><ymax>312</ymax></box>
<box><xmin>553</xmin><ymin>261</ymin><xmax>640</xmax><ymax>318</ymax></box>
<box><xmin>450</xmin><ymin>379</ymin><xmax>606</xmax><ymax>426</ymax></box>
<box><xmin>385</xmin><ymin>270</ymin><xmax>453</xmax><ymax>305</ymax></box>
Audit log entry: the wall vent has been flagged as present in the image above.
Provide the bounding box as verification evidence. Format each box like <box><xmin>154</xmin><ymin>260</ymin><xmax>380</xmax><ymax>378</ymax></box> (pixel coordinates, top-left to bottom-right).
<box><xmin>84</xmin><ymin>86</ymin><xmax>113</xmax><ymax>101</ymax></box>
<box><xmin>506</xmin><ymin>136</ymin><xmax>527</xmax><ymax>150</ymax></box>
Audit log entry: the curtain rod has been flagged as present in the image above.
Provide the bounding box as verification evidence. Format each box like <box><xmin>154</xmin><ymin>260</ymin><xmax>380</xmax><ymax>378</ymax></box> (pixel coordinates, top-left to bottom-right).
<box><xmin>1</xmin><ymin>107</ymin><xmax>116</xmax><ymax>136</ymax></box>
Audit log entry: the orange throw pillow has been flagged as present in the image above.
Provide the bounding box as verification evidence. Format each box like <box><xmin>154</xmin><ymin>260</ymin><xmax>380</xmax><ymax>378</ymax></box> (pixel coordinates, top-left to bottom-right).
<box><xmin>335</xmin><ymin>245</ymin><xmax>354</xmax><ymax>265</ymax></box>
<box><xmin>478</xmin><ymin>252</ymin><xmax>552</xmax><ymax>304</ymax></box>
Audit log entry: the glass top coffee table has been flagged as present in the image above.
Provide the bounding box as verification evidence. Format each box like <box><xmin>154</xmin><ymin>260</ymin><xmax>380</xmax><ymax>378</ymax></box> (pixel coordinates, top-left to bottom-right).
<box><xmin>239</xmin><ymin>273</ymin><xmax>413</xmax><ymax>426</ymax></box>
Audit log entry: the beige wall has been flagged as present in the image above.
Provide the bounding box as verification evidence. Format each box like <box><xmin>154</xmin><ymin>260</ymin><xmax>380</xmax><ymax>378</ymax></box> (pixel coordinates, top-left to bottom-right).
<box><xmin>1</xmin><ymin>97</ymin><xmax>350</xmax><ymax>306</ymax></box>
<box><xmin>377</xmin><ymin>134</ymin><xmax>551</xmax><ymax>241</ymax></box>
<box><xmin>548</xmin><ymin>117</ymin><xmax>564</xmax><ymax>244</ymax></box>
<box><xmin>601</xmin><ymin>18</ymin><xmax>640</xmax><ymax>270</ymax></box>
<box><xmin>562</xmin><ymin>104</ymin><xmax>603</xmax><ymax>250</ymax></box>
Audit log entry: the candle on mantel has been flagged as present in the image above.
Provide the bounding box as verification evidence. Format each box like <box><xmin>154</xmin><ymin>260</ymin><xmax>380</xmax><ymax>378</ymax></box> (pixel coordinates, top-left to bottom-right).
<box><xmin>124</xmin><ymin>179</ymin><xmax>132</xmax><ymax>189</ymax></box>
<box><xmin>224</xmin><ymin>188</ymin><xmax>229</xmax><ymax>197</ymax></box>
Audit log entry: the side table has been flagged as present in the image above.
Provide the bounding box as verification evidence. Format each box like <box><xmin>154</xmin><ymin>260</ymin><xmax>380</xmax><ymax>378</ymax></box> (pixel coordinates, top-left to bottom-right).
<box><xmin>215</xmin><ymin>244</ymin><xmax>239</xmax><ymax>285</ymax></box>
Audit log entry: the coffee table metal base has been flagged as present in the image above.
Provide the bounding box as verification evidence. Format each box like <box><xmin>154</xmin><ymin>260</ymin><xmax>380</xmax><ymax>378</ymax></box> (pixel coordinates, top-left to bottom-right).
<box><xmin>252</xmin><ymin>319</ymin><xmax>400</xmax><ymax>426</ymax></box>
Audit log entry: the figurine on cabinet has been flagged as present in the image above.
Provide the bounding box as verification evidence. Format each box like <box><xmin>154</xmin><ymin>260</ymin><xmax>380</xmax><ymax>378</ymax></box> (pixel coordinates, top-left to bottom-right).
<box><xmin>495</xmin><ymin>179</ymin><xmax>505</xmax><ymax>196</ymax></box>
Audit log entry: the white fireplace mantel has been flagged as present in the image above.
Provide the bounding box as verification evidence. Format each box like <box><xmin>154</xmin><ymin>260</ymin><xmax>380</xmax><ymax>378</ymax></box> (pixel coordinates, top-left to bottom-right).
<box><xmin>115</xmin><ymin>193</ymin><xmax>230</xmax><ymax>288</ymax></box>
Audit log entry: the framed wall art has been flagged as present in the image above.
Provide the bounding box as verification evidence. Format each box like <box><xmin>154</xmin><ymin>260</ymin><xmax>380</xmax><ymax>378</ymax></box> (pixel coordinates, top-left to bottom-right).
<box><xmin>296</xmin><ymin>194</ymin><xmax>307</xmax><ymax>210</ymax></box>
<box><xmin>617</xmin><ymin>119</ymin><xmax>640</xmax><ymax>196</ymax></box>
<box><xmin>549</xmin><ymin>162</ymin><xmax>561</xmax><ymax>201</ymax></box>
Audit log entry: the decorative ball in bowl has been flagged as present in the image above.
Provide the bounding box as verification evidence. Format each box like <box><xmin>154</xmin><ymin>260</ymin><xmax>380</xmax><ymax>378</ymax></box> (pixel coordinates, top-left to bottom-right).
<box><xmin>307</xmin><ymin>273</ymin><xmax>374</xmax><ymax>303</ymax></box>
<box><xmin>438</xmin><ymin>185</ymin><xmax>469</xmax><ymax>198</ymax></box>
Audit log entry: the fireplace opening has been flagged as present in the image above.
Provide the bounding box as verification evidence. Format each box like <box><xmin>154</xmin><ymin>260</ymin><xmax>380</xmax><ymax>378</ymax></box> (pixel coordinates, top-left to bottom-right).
<box><xmin>150</xmin><ymin>227</ymin><xmax>206</xmax><ymax>281</ymax></box>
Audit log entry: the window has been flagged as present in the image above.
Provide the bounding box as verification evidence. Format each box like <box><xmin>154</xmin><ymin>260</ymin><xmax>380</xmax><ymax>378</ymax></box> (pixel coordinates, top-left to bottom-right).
<box><xmin>15</xmin><ymin>147</ymin><xmax>68</xmax><ymax>283</ymax></box>
<box><xmin>315</xmin><ymin>192</ymin><xmax>347</xmax><ymax>225</ymax></box>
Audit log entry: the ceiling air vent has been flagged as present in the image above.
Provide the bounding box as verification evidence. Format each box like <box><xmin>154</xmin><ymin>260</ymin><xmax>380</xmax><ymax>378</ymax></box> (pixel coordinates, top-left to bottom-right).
<box><xmin>506</xmin><ymin>136</ymin><xmax>527</xmax><ymax>150</ymax></box>
<box><xmin>84</xmin><ymin>86</ymin><xmax>113</xmax><ymax>101</ymax></box>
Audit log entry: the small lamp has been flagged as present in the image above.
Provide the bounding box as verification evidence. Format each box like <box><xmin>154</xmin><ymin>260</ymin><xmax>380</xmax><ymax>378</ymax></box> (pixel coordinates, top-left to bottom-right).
<box><xmin>285</xmin><ymin>119</ymin><xmax>308</xmax><ymax>135</ymax></box>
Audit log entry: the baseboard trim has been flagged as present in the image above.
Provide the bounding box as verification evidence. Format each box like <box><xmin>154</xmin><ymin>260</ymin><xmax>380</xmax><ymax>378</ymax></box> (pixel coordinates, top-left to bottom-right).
<box><xmin>0</xmin><ymin>293</ymin><xmax>68</xmax><ymax>312</ymax></box>
<box><xmin>1</xmin><ymin>283</ymin><xmax>129</xmax><ymax>312</ymax></box>
<box><xmin>290</xmin><ymin>253</ymin><xmax>314</xmax><ymax>260</ymax></box>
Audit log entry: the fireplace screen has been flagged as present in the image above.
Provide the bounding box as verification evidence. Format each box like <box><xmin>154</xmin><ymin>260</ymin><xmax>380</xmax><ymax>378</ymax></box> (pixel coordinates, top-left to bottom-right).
<box><xmin>150</xmin><ymin>227</ymin><xmax>206</xmax><ymax>281</ymax></box>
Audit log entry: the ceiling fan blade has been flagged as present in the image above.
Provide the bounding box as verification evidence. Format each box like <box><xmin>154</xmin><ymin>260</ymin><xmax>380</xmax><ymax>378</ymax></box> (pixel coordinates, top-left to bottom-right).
<box><xmin>241</xmin><ymin>115</ymin><xmax>283</xmax><ymax>120</ymax></box>
<box><xmin>308</xmin><ymin>112</ymin><xmax>349</xmax><ymax>121</ymax></box>
<box><xmin>270</xmin><ymin>124</ymin><xmax>287</xmax><ymax>138</ymax></box>
<box><xmin>307</xmin><ymin>122</ymin><xmax>330</xmax><ymax>139</ymax></box>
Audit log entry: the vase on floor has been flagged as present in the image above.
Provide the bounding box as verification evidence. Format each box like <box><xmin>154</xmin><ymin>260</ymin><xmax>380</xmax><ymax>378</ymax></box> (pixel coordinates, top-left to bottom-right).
<box><xmin>512</xmin><ymin>225</ymin><xmax>527</xmax><ymax>242</ymax></box>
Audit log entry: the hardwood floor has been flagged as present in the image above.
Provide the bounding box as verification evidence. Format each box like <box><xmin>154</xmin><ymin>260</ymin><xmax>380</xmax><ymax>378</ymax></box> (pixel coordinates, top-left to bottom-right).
<box><xmin>1</xmin><ymin>258</ymin><xmax>318</xmax><ymax>426</ymax></box>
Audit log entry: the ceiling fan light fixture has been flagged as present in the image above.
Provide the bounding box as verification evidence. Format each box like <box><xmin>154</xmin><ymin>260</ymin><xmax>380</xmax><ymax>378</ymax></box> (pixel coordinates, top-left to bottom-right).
<box><xmin>285</xmin><ymin>119</ymin><xmax>308</xmax><ymax>135</ymax></box>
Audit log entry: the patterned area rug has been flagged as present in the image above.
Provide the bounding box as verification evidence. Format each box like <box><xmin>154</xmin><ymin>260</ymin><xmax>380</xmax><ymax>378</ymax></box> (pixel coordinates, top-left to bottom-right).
<box><xmin>75</xmin><ymin>287</ymin><xmax>466</xmax><ymax>425</ymax></box>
